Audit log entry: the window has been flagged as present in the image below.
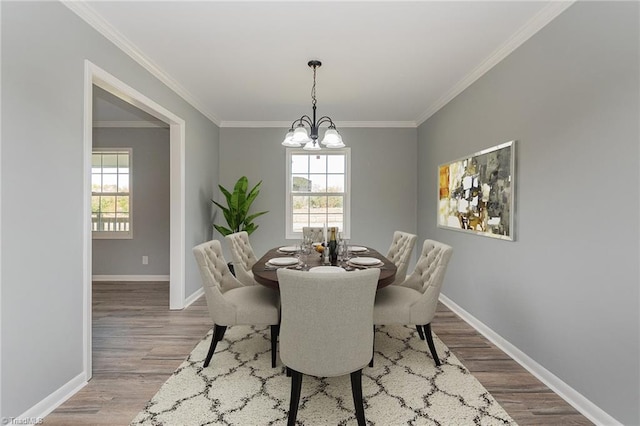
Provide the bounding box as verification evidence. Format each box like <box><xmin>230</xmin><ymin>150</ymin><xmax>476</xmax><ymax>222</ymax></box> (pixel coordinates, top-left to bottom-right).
<box><xmin>286</xmin><ymin>148</ymin><xmax>350</xmax><ymax>239</ymax></box>
<box><xmin>92</xmin><ymin>148</ymin><xmax>132</xmax><ymax>239</ymax></box>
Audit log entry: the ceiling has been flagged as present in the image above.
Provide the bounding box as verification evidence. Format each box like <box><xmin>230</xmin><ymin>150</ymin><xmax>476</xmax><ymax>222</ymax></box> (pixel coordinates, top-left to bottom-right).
<box><xmin>76</xmin><ymin>1</ymin><xmax>573</xmax><ymax>128</ymax></box>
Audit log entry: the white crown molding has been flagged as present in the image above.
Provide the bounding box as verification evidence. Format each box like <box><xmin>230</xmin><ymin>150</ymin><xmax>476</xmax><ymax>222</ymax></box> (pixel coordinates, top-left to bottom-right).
<box><xmin>62</xmin><ymin>1</ymin><xmax>221</xmax><ymax>126</ymax></box>
<box><xmin>439</xmin><ymin>294</ymin><xmax>622</xmax><ymax>426</ymax></box>
<box><xmin>93</xmin><ymin>120</ymin><xmax>169</xmax><ymax>128</ymax></box>
<box><xmin>416</xmin><ymin>1</ymin><xmax>575</xmax><ymax>125</ymax></box>
<box><xmin>220</xmin><ymin>120</ymin><xmax>417</xmax><ymax>128</ymax></box>
<box><xmin>64</xmin><ymin>0</ymin><xmax>574</xmax><ymax>131</ymax></box>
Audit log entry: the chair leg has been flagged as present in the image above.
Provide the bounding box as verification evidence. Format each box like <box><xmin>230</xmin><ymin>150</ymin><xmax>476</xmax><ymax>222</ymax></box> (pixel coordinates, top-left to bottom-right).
<box><xmin>369</xmin><ymin>325</ymin><xmax>375</xmax><ymax>367</ymax></box>
<box><xmin>270</xmin><ymin>324</ymin><xmax>279</xmax><ymax>368</ymax></box>
<box><xmin>416</xmin><ymin>324</ymin><xmax>425</xmax><ymax>340</ymax></box>
<box><xmin>287</xmin><ymin>369</ymin><xmax>303</xmax><ymax>426</ymax></box>
<box><xmin>350</xmin><ymin>369</ymin><xmax>366</xmax><ymax>426</ymax></box>
<box><xmin>423</xmin><ymin>323</ymin><xmax>441</xmax><ymax>366</ymax></box>
<box><xmin>203</xmin><ymin>324</ymin><xmax>227</xmax><ymax>368</ymax></box>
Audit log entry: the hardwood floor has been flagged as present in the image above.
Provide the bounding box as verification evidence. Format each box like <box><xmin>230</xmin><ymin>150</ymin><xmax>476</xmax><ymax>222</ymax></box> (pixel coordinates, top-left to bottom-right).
<box><xmin>432</xmin><ymin>307</ymin><xmax>593</xmax><ymax>426</ymax></box>
<box><xmin>43</xmin><ymin>282</ymin><xmax>592</xmax><ymax>425</ymax></box>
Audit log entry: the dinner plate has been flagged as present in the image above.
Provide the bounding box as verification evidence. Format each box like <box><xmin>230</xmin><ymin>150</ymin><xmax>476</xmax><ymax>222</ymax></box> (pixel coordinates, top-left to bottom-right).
<box><xmin>349</xmin><ymin>257</ymin><xmax>383</xmax><ymax>266</ymax></box>
<box><xmin>267</xmin><ymin>257</ymin><xmax>299</xmax><ymax>266</ymax></box>
<box><xmin>309</xmin><ymin>266</ymin><xmax>346</xmax><ymax>273</ymax></box>
<box><xmin>278</xmin><ymin>246</ymin><xmax>298</xmax><ymax>253</ymax></box>
<box><xmin>349</xmin><ymin>246</ymin><xmax>368</xmax><ymax>252</ymax></box>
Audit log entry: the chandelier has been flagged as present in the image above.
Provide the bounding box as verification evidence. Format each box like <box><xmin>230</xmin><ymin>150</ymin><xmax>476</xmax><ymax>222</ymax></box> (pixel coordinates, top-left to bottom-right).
<box><xmin>281</xmin><ymin>60</ymin><xmax>345</xmax><ymax>151</ymax></box>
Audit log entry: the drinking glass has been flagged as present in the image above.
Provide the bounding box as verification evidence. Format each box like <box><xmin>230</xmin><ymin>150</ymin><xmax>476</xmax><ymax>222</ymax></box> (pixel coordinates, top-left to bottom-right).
<box><xmin>299</xmin><ymin>236</ymin><xmax>311</xmax><ymax>270</ymax></box>
<box><xmin>341</xmin><ymin>239</ymin><xmax>351</xmax><ymax>264</ymax></box>
<box><xmin>295</xmin><ymin>242</ymin><xmax>303</xmax><ymax>264</ymax></box>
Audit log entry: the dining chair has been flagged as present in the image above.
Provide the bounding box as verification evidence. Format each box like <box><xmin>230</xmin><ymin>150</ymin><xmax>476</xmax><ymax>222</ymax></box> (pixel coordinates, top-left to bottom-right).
<box><xmin>302</xmin><ymin>226</ymin><xmax>326</xmax><ymax>243</ymax></box>
<box><xmin>225</xmin><ymin>231</ymin><xmax>259</xmax><ymax>286</ymax></box>
<box><xmin>385</xmin><ymin>231</ymin><xmax>418</xmax><ymax>285</ymax></box>
<box><xmin>277</xmin><ymin>268</ymin><xmax>380</xmax><ymax>426</ymax></box>
<box><xmin>373</xmin><ymin>239</ymin><xmax>453</xmax><ymax>366</ymax></box>
<box><xmin>192</xmin><ymin>240</ymin><xmax>280</xmax><ymax>368</ymax></box>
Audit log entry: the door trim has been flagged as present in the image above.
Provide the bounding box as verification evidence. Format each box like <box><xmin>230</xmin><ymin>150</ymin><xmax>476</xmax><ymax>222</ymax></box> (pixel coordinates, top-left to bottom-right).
<box><xmin>83</xmin><ymin>60</ymin><xmax>186</xmax><ymax>379</ymax></box>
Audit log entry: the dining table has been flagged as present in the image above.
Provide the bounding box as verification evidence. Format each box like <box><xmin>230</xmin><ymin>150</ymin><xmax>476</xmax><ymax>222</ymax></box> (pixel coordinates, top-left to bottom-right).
<box><xmin>252</xmin><ymin>245</ymin><xmax>397</xmax><ymax>290</ymax></box>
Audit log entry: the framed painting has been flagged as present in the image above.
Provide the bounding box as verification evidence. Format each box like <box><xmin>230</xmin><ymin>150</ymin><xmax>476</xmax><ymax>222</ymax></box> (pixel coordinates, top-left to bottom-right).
<box><xmin>437</xmin><ymin>140</ymin><xmax>515</xmax><ymax>241</ymax></box>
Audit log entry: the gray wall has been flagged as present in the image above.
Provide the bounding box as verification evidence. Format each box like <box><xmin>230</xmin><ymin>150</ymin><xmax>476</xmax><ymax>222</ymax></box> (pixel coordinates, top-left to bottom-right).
<box><xmin>417</xmin><ymin>2</ymin><xmax>639</xmax><ymax>424</ymax></box>
<box><xmin>92</xmin><ymin>127</ymin><xmax>170</xmax><ymax>276</ymax></box>
<box><xmin>1</xmin><ymin>1</ymin><xmax>219</xmax><ymax>417</ymax></box>
<box><xmin>219</xmin><ymin>127</ymin><xmax>418</xmax><ymax>265</ymax></box>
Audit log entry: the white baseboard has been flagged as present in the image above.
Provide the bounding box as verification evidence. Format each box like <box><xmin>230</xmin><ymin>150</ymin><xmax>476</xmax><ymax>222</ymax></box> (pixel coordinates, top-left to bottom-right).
<box><xmin>184</xmin><ymin>287</ymin><xmax>204</xmax><ymax>308</ymax></box>
<box><xmin>92</xmin><ymin>275</ymin><xmax>170</xmax><ymax>282</ymax></box>
<box><xmin>17</xmin><ymin>372</ymin><xmax>86</xmax><ymax>424</ymax></box>
<box><xmin>439</xmin><ymin>294</ymin><xmax>622</xmax><ymax>426</ymax></box>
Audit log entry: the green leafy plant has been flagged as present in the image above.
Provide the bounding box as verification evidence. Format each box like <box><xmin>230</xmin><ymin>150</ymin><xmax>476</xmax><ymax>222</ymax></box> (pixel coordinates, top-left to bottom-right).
<box><xmin>212</xmin><ymin>176</ymin><xmax>268</xmax><ymax>236</ymax></box>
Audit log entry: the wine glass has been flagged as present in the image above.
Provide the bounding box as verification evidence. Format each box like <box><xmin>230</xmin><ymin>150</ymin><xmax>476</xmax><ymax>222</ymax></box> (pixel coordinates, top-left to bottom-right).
<box><xmin>299</xmin><ymin>236</ymin><xmax>311</xmax><ymax>270</ymax></box>
<box><xmin>295</xmin><ymin>241</ymin><xmax>303</xmax><ymax>266</ymax></box>
<box><xmin>341</xmin><ymin>238</ymin><xmax>351</xmax><ymax>264</ymax></box>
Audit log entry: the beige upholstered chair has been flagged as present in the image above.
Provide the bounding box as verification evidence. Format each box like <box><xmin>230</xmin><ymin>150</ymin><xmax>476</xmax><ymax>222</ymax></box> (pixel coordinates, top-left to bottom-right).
<box><xmin>373</xmin><ymin>239</ymin><xmax>453</xmax><ymax>366</ymax></box>
<box><xmin>225</xmin><ymin>231</ymin><xmax>259</xmax><ymax>286</ymax></box>
<box><xmin>192</xmin><ymin>240</ymin><xmax>280</xmax><ymax>368</ymax></box>
<box><xmin>386</xmin><ymin>231</ymin><xmax>417</xmax><ymax>285</ymax></box>
<box><xmin>302</xmin><ymin>226</ymin><xmax>326</xmax><ymax>243</ymax></box>
<box><xmin>277</xmin><ymin>268</ymin><xmax>380</xmax><ymax>426</ymax></box>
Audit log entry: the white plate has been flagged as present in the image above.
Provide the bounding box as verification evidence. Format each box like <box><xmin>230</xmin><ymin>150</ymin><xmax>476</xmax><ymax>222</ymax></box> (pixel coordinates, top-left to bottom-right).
<box><xmin>267</xmin><ymin>257</ymin><xmax>299</xmax><ymax>266</ymax></box>
<box><xmin>349</xmin><ymin>246</ymin><xmax>368</xmax><ymax>252</ymax></box>
<box><xmin>309</xmin><ymin>266</ymin><xmax>346</xmax><ymax>273</ymax></box>
<box><xmin>278</xmin><ymin>246</ymin><xmax>298</xmax><ymax>253</ymax></box>
<box><xmin>349</xmin><ymin>257</ymin><xmax>382</xmax><ymax>266</ymax></box>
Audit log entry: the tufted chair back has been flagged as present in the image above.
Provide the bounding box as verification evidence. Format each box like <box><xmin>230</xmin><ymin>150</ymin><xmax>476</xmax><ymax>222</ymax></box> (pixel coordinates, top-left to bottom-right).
<box><xmin>400</xmin><ymin>239</ymin><xmax>453</xmax><ymax>325</ymax></box>
<box><xmin>225</xmin><ymin>231</ymin><xmax>259</xmax><ymax>286</ymax></box>
<box><xmin>277</xmin><ymin>267</ymin><xmax>379</xmax><ymax>425</ymax></box>
<box><xmin>192</xmin><ymin>240</ymin><xmax>245</xmax><ymax>325</ymax></box>
<box><xmin>302</xmin><ymin>227</ymin><xmax>327</xmax><ymax>243</ymax></box>
<box><xmin>385</xmin><ymin>231</ymin><xmax>418</xmax><ymax>285</ymax></box>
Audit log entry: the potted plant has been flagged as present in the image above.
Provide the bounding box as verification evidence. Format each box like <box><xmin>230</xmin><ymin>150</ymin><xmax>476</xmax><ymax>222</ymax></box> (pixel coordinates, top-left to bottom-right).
<box><xmin>212</xmin><ymin>176</ymin><xmax>268</xmax><ymax>236</ymax></box>
<box><xmin>212</xmin><ymin>176</ymin><xmax>268</xmax><ymax>274</ymax></box>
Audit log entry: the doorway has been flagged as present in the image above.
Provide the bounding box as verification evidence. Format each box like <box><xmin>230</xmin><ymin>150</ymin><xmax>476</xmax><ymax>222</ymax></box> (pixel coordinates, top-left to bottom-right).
<box><xmin>83</xmin><ymin>61</ymin><xmax>186</xmax><ymax>379</ymax></box>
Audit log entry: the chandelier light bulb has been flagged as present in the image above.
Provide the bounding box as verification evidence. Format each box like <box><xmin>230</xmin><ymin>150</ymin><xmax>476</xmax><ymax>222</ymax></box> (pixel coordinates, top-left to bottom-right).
<box><xmin>320</xmin><ymin>128</ymin><xmax>340</xmax><ymax>145</ymax></box>
<box><xmin>282</xmin><ymin>130</ymin><xmax>301</xmax><ymax>147</ymax></box>
<box><xmin>303</xmin><ymin>141</ymin><xmax>321</xmax><ymax>151</ymax></box>
<box><xmin>326</xmin><ymin>140</ymin><xmax>345</xmax><ymax>149</ymax></box>
<box><xmin>292</xmin><ymin>125</ymin><xmax>312</xmax><ymax>143</ymax></box>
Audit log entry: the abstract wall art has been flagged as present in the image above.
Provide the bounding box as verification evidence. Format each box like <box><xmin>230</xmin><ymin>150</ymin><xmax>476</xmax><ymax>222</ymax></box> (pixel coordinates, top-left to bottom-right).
<box><xmin>438</xmin><ymin>140</ymin><xmax>515</xmax><ymax>241</ymax></box>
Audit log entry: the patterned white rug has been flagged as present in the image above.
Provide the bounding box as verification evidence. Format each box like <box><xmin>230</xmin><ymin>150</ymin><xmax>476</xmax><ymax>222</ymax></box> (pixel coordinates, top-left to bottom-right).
<box><xmin>131</xmin><ymin>325</ymin><xmax>516</xmax><ymax>425</ymax></box>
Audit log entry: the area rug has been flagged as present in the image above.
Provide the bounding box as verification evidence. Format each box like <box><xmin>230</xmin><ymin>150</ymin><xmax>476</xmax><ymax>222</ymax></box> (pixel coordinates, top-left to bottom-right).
<box><xmin>131</xmin><ymin>325</ymin><xmax>516</xmax><ymax>425</ymax></box>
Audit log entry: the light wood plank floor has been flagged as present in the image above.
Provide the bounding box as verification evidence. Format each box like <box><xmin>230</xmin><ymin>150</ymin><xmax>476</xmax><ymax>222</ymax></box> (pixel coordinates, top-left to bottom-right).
<box><xmin>43</xmin><ymin>282</ymin><xmax>592</xmax><ymax>425</ymax></box>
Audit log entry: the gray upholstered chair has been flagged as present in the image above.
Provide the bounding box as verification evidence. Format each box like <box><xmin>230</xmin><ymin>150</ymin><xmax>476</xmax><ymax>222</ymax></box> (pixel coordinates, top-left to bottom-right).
<box><xmin>192</xmin><ymin>240</ymin><xmax>280</xmax><ymax>368</ymax></box>
<box><xmin>277</xmin><ymin>268</ymin><xmax>380</xmax><ymax>426</ymax></box>
<box><xmin>302</xmin><ymin>226</ymin><xmax>326</xmax><ymax>243</ymax></box>
<box><xmin>386</xmin><ymin>231</ymin><xmax>417</xmax><ymax>285</ymax></box>
<box><xmin>373</xmin><ymin>239</ymin><xmax>453</xmax><ymax>366</ymax></box>
<box><xmin>225</xmin><ymin>231</ymin><xmax>259</xmax><ymax>286</ymax></box>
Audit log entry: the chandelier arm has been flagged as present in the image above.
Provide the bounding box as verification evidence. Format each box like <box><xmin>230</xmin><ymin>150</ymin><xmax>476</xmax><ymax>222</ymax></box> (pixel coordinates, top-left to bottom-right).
<box><xmin>291</xmin><ymin>116</ymin><xmax>313</xmax><ymax>129</ymax></box>
<box><xmin>315</xmin><ymin>116</ymin><xmax>336</xmax><ymax>128</ymax></box>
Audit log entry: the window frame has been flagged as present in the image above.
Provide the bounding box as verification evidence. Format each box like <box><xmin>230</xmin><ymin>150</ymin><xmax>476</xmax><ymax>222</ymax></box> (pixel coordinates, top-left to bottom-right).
<box><xmin>285</xmin><ymin>147</ymin><xmax>351</xmax><ymax>240</ymax></box>
<box><xmin>91</xmin><ymin>147</ymin><xmax>133</xmax><ymax>240</ymax></box>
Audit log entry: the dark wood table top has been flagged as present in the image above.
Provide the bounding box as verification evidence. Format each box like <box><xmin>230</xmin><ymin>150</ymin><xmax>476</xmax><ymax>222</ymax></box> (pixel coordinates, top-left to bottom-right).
<box><xmin>252</xmin><ymin>246</ymin><xmax>397</xmax><ymax>290</ymax></box>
